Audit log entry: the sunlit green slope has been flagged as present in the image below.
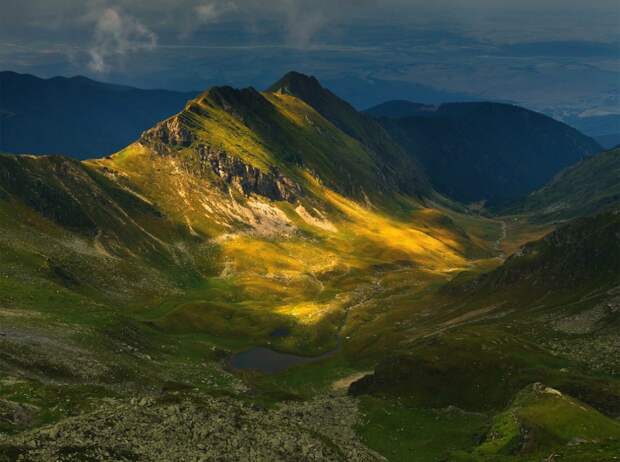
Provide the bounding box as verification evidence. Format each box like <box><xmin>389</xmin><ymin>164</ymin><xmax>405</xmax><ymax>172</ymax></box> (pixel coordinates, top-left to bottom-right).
<box><xmin>1</xmin><ymin>72</ymin><xmax>619</xmax><ymax>462</ymax></box>
<box><xmin>0</xmin><ymin>72</ymin><xmax>502</xmax><ymax>359</ymax></box>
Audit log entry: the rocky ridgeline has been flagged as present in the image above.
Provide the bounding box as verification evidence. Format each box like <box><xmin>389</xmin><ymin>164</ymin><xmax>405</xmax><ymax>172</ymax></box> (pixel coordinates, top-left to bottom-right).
<box><xmin>140</xmin><ymin>115</ymin><xmax>302</xmax><ymax>203</ymax></box>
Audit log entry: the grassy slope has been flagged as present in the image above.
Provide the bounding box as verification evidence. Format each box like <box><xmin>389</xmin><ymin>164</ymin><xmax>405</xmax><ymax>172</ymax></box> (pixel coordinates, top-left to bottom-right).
<box><xmin>136</xmin><ymin>85</ymin><xmax>392</xmax><ymax>200</ymax></box>
<box><xmin>81</xmin><ymin>85</ymin><xmax>500</xmax><ymax>358</ymax></box>
<box><xmin>466</xmin><ymin>383</ymin><xmax>620</xmax><ymax>461</ymax></box>
<box><xmin>0</xmin><ymin>79</ymin><xmax>502</xmax><ymax>397</ymax></box>
<box><xmin>0</xmin><ymin>73</ymin><xmax>508</xmax><ymax>459</ymax></box>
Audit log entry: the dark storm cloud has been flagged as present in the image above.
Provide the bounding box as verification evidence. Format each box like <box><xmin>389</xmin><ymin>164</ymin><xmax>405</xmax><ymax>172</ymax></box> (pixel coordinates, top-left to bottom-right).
<box><xmin>2</xmin><ymin>1</ymin><xmax>618</xmax><ymax>68</ymax></box>
<box><xmin>1</xmin><ymin>0</ymin><xmax>379</xmax><ymax>73</ymax></box>
<box><xmin>3</xmin><ymin>1</ymin><xmax>618</xmax><ymax>50</ymax></box>
<box><xmin>0</xmin><ymin>0</ymin><xmax>618</xmax><ymax>120</ymax></box>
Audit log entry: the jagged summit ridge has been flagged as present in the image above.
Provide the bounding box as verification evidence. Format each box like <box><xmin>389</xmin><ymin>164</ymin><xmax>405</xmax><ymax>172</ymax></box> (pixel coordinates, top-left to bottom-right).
<box><xmin>269</xmin><ymin>71</ymin><xmax>429</xmax><ymax>196</ymax></box>
<box><xmin>132</xmin><ymin>71</ymin><xmax>430</xmax><ymax>203</ymax></box>
<box><xmin>138</xmin><ymin>107</ymin><xmax>302</xmax><ymax>203</ymax></box>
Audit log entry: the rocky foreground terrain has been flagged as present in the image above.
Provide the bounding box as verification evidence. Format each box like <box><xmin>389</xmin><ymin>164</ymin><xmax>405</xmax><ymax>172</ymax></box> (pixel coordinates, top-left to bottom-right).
<box><xmin>1</xmin><ymin>393</ymin><xmax>382</xmax><ymax>462</ymax></box>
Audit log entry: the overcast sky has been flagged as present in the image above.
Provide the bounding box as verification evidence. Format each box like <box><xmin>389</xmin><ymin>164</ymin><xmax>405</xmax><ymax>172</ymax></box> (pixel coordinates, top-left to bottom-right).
<box><xmin>1</xmin><ymin>0</ymin><xmax>619</xmax><ymax>116</ymax></box>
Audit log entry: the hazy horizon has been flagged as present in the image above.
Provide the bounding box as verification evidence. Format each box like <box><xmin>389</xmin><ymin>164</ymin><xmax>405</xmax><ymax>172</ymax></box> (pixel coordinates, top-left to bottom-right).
<box><xmin>1</xmin><ymin>0</ymin><xmax>619</xmax><ymax>117</ymax></box>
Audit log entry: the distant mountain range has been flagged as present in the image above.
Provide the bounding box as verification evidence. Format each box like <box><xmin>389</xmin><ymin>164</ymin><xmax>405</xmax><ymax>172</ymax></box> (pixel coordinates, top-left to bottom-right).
<box><xmin>367</xmin><ymin>100</ymin><xmax>602</xmax><ymax>205</ymax></box>
<box><xmin>0</xmin><ymin>71</ymin><xmax>196</xmax><ymax>158</ymax></box>
<box><xmin>564</xmin><ymin>114</ymin><xmax>620</xmax><ymax>149</ymax></box>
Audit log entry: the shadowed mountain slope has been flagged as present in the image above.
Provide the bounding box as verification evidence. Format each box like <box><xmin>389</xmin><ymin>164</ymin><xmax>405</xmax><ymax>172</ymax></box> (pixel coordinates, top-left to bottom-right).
<box><xmin>477</xmin><ymin>209</ymin><xmax>620</xmax><ymax>291</ymax></box>
<box><xmin>507</xmin><ymin>147</ymin><xmax>620</xmax><ymax>222</ymax></box>
<box><xmin>268</xmin><ymin>72</ymin><xmax>427</xmax><ymax>196</ymax></box>
<box><xmin>367</xmin><ymin>100</ymin><xmax>602</xmax><ymax>205</ymax></box>
<box><xmin>0</xmin><ymin>71</ymin><xmax>196</xmax><ymax>158</ymax></box>
<box><xmin>350</xmin><ymin>208</ymin><xmax>620</xmax><ymax>401</ymax></box>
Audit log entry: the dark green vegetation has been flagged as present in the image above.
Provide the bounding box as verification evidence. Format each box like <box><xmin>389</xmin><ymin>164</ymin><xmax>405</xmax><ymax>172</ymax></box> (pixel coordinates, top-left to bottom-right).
<box><xmin>349</xmin><ymin>209</ymin><xmax>620</xmax><ymax>460</ymax></box>
<box><xmin>1</xmin><ymin>72</ymin><xmax>619</xmax><ymax>461</ymax></box>
<box><xmin>0</xmin><ymin>71</ymin><xmax>196</xmax><ymax>158</ymax></box>
<box><xmin>367</xmin><ymin>100</ymin><xmax>601</xmax><ymax>204</ymax></box>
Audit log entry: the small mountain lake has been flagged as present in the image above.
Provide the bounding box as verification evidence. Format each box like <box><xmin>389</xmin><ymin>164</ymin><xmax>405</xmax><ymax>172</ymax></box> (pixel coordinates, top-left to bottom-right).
<box><xmin>229</xmin><ymin>347</ymin><xmax>335</xmax><ymax>374</ymax></box>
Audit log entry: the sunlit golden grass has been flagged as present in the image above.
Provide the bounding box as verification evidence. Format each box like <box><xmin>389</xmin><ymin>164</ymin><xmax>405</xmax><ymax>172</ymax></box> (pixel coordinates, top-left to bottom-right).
<box><xmin>323</xmin><ymin>190</ymin><xmax>469</xmax><ymax>271</ymax></box>
<box><xmin>79</xmin><ymin>92</ymin><xmax>514</xmax><ymax>350</ymax></box>
<box><xmin>222</xmin><ymin>235</ymin><xmax>340</xmax><ymax>275</ymax></box>
<box><xmin>205</xmin><ymin>186</ymin><xmax>490</xmax><ymax>337</ymax></box>
<box><xmin>274</xmin><ymin>301</ymin><xmax>340</xmax><ymax>326</ymax></box>
<box><xmin>85</xmin><ymin>152</ymin><xmax>496</xmax><ymax>347</ymax></box>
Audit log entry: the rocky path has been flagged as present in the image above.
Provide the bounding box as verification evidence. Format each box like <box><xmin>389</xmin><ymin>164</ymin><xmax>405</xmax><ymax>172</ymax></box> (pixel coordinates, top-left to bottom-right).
<box><xmin>494</xmin><ymin>219</ymin><xmax>507</xmax><ymax>256</ymax></box>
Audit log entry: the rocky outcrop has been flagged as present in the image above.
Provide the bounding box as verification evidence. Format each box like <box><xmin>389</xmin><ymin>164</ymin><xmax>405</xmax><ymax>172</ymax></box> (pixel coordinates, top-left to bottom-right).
<box><xmin>140</xmin><ymin>114</ymin><xmax>195</xmax><ymax>155</ymax></box>
<box><xmin>0</xmin><ymin>399</ymin><xmax>38</xmax><ymax>429</ymax></box>
<box><xmin>196</xmin><ymin>145</ymin><xmax>301</xmax><ymax>202</ymax></box>
<box><xmin>139</xmin><ymin>114</ymin><xmax>302</xmax><ymax>203</ymax></box>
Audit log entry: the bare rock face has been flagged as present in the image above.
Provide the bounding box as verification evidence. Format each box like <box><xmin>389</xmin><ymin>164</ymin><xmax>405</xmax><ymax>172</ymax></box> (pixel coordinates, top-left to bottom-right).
<box><xmin>140</xmin><ymin>115</ymin><xmax>195</xmax><ymax>154</ymax></box>
<box><xmin>0</xmin><ymin>399</ymin><xmax>38</xmax><ymax>428</ymax></box>
<box><xmin>197</xmin><ymin>145</ymin><xmax>302</xmax><ymax>203</ymax></box>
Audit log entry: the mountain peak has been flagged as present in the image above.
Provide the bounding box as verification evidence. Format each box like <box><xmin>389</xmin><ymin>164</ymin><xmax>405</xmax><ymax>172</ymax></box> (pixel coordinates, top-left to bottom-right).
<box><xmin>267</xmin><ymin>71</ymin><xmax>323</xmax><ymax>96</ymax></box>
<box><xmin>267</xmin><ymin>71</ymin><xmax>427</xmax><ymax>196</ymax></box>
<box><xmin>266</xmin><ymin>71</ymin><xmax>344</xmax><ymax>116</ymax></box>
<box><xmin>267</xmin><ymin>71</ymin><xmax>357</xmax><ymax>127</ymax></box>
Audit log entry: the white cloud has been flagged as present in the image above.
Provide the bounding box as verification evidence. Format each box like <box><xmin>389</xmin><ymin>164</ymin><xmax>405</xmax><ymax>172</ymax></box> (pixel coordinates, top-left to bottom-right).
<box><xmin>87</xmin><ymin>7</ymin><xmax>157</xmax><ymax>73</ymax></box>
<box><xmin>195</xmin><ymin>1</ymin><xmax>237</xmax><ymax>23</ymax></box>
<box><xmin>281</xmin><ymin>1</ymin><xmax>330</xmax><ymax>48</ymax></box>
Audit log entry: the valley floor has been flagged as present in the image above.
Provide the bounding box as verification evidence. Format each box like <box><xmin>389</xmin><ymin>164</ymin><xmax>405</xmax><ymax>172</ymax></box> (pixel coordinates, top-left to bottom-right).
<box><xmin>0</xmin><ymin>212</ymin><xmax>620</xmax><ymax>462</ymax></box>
